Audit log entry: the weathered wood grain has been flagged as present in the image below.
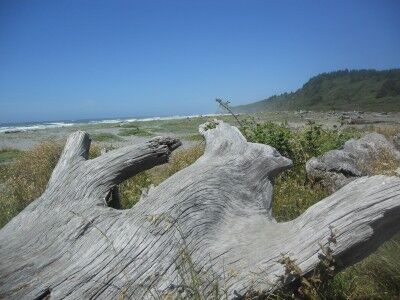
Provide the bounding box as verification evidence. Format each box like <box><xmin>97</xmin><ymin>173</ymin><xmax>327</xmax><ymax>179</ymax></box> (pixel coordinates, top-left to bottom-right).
<box><xmin>0</xmin><ymin>121</ymin><xmax>399</xmax><ymax>299</ymax></box>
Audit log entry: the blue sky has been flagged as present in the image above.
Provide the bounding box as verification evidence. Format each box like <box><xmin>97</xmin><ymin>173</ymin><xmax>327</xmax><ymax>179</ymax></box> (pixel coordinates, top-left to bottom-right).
<box><xmin>0</xmin><ymin>0</ymin><xmax>399</xmax><ymax>123</ymax></box>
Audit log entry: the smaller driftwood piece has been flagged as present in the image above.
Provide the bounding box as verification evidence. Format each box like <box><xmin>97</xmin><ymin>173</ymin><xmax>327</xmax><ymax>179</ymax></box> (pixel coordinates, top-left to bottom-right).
<box><xmin>306</xmin><ymin>132</ymin><xmax>400</xmax><ymax>192</ymax></box>
<box><xmin>0</xmin><ymin>121</ymin><xmax>399</xmax><ymax>299</ymax></box>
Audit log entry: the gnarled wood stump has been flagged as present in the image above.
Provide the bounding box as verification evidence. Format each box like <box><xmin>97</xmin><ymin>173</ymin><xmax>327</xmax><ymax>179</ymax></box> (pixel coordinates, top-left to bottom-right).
<box><xmin>0</xmin><ymin>121</ymin><xmax>399</xmax><ymax>299</ymax></box>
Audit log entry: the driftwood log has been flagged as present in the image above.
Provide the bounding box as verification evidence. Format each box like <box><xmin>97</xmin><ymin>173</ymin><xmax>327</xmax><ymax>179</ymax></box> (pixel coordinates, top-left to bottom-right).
<box><xmin>0</xmin><ymin>121</ymin><xmax>399</xmax><ymax>299</ymax></box>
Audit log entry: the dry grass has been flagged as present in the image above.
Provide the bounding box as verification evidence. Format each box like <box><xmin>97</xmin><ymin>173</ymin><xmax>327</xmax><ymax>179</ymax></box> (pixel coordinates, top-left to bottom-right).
<box><xmin>0</xmin><ymin>142</ymin><xmax>62</xmax><ymax>227</ymax></box>
<box><xmin>0</xmin><ymin>141</ymin><xmax>100</xmax><ymax>227</ymax></box>
<box><xmin>371</xmin><ymin>124</ymin><xmax>400</xmax><ymax>140</ymax></box>
<box><xmin>357</xmin><ymin>147</ymin><xmax>400</xmax><ymax>176</ymax></box>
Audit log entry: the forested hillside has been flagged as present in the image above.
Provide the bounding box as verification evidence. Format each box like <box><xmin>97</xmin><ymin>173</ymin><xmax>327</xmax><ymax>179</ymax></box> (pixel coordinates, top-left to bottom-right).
<box><xmin>232</xmin><ymin>69</ymin><xmax>400</xmax><ymax>112</ymax></box>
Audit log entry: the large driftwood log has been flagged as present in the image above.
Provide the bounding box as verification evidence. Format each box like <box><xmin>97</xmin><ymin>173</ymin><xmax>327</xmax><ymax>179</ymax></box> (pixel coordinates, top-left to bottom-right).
<box><xmin>0</xmin><ymin>121</ymin><xmax>399</xmax><ymax>299</ymax></box>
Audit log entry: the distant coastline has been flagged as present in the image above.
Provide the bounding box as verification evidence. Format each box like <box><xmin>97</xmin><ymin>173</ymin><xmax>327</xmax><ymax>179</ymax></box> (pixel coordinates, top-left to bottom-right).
<box><xmin>0</xmin><ymin>113</ymin><xmax>227</xmax><ymax>134</ymax></box>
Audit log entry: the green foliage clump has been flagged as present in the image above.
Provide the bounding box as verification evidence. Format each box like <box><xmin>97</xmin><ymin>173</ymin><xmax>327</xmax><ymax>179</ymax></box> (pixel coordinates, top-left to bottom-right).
<box><xmin>203</xmin><ymin>121</ymin><xmax>218</xmax><ymax>131</ymax></box>
<box><xmin>242</xmin><ymin>121</ymin><xmax>294</xmax><ymax>159</ymax></box>
<box><xmin>242</xmin><ymin>120</ymin><xmax>357</xmax><ymax>167</ymax></box>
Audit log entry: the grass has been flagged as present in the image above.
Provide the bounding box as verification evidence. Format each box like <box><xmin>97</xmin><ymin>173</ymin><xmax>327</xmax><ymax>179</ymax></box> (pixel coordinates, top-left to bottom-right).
<box><xmin>136</xmin><ymin>115</ymin><xmax>241</xmax><ymax>136</ymax></box>
<box><xmin>0</xmin><ymin>142</ymin><xmax>62</xmax><ymax>227</ymax></box>
<box><xmin>0</xmin><ymin>148</ymin><xmax>23</xmax><ymax>164</ymax></box>
<box><xmin>118</xmin><ymin>127</ymin><xmax>153</xmax><ymax>137</ymax></box>
<box><xmin>91</xmin><ymin>132</ymin><xmax>122</xmax><ymax>142</ymax></box>
<box><xmin>0</xmin><ymin>120</ymin><xmax>399</xmax><ymax>298</ymax></box>
<box><xmin>358</xmin><ymin>147</ymin><xmax>400</xmax><ymax>176</ymax></box>
<box><xmin>324</xmin><ymin>235</ymin><xmax>400</xmax><ymax>299</ymax></box>
<box><xmin>145</xmin><ymin>118</ymin><xmax>210</xmax><ymax>134</ymax></box>
<box><xmin>0</xmin><ymin>142</ymin><xmax>100</xmax><ymax>227</ymax></box>
<box><xmin>272</xmin><ymin>167</ymin><xmax>329</xmax><ymax>222</ymax></box>
<box><xmin>119</xmin><ymin>122</ymin><xmax>142</xmax><ymax>128</ymax></box>
<box><xmin>183</xmin><ymin>134</ymin><xmax>204</xmax><ymax>141</ymax></box>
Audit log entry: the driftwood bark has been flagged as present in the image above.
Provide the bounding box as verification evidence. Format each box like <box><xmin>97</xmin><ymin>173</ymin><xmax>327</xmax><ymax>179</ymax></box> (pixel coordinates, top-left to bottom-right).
<box><xmin>0</xmin><ymin>121</ymin><xmax>399</xmax><ymax>299</ymax></box>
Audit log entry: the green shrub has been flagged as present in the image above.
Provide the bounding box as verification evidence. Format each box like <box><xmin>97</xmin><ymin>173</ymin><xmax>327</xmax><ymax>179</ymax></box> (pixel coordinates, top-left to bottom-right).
<box><xmin>242</xmin><ymin>121</ymin><xmax>295</xmax><ymax>159</ymax></box>
<box><xmin>241</xmin><ymin>120</ymin><xmax>358</xmax><ymax>167</ymax></box>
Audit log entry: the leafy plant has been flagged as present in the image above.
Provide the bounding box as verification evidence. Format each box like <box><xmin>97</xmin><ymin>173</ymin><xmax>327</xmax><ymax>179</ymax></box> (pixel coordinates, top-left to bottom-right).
<box><xmin>241</xmin><ymin>120</ymin><xmax>356</xmax><ymax>168</ymax></box>
<box><xmin>242</xmin><ymin>121</ymin><xmax>294</xmax><ymax>159</ymax></box>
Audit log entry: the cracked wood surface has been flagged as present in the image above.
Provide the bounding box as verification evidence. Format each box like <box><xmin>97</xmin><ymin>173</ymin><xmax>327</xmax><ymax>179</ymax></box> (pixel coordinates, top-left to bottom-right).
<box><xmin>0</xmin><ymin>121</ymin><xmax>399</xmax><ymax>299</ymax></box>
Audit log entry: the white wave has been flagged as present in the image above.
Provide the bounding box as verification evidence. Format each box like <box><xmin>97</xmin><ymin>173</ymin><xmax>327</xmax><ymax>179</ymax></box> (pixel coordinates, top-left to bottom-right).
<box><xmin>0</xmin><ymin>122</ymin><xmax>74</xmax><ymax>133</ymax></box>
<box><xmin>88</xmin><ymin>119</ymin><xmax>122</xmax><ymax>124</ymax></box>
